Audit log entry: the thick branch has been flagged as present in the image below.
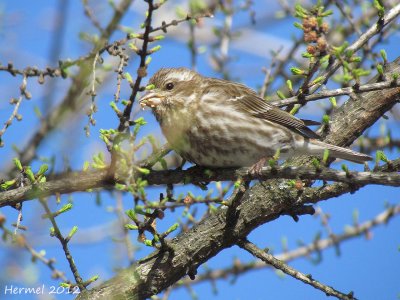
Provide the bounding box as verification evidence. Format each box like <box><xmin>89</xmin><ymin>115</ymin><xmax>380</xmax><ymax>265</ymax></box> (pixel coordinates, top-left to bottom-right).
<box><xmin>1</xmin><ymin>160</ymin><xmax>399</xmax><ymax>207</ymax></box>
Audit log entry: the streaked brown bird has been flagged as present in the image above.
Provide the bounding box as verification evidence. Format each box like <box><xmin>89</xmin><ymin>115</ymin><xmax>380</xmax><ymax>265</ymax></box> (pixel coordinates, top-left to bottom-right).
<box><xmin>139</xmin><ymin>68</ymin><xmax>372</xmax><ymax>170</ymax></box>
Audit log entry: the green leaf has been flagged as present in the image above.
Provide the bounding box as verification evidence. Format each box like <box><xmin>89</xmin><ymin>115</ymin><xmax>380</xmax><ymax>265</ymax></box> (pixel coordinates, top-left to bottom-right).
<box><xmin>380</xmin><ymin>49</ymin><xmax>387</xmax><ymax>62</ymax></box>
<box><xmin>134</xmin><ymin>117</ymin><xmax>147</xmax><ymax>126</ymax></box>
<box><xmin>373</xmin><ymin>0</ymin><xmax>385</xmax><ymax>18</ymax></box>
<box><xmin>58</xmin><ymin>203</ymin><xmax>73</xmax><ymax>214</ymax></box>
<box><xmin>128</xmin><ymin>33</ymin><xmax>141</xmax><ymax>39</ymax></box>
<box><xmin>1</xmin><ymin>179</ymin><xmax>16</xmax><ymax>190</ymax></box>
<box><xmin>145</xmin><ymin>84</ymin><xmax>155</xmax><ymax>90</ymax></box>
<box><xmin>86</xmin><ymin>275</ymin><xmax>99</xmax><ymax>285</ymax></box>
<box><xmin>333</xmin><ymin>41</ymin><xmax>349</xmax><ymax>55</ymax></box>
<box><xmin>276</xmin><ymin>90</ymin><xmax>285</xmax><ymax>100</ymax></box>
<box><xmin>125</xmin><ymin>224</ymin><xmax>139</xmax><ymax>230</ymax></box>
<box><xmin>145</xmin><ymin>56</ymin><xmax>152</xmax><ymax>65</ymax></box>
<box><xmin>320</xmin><ymin>9</ymin><xmax>333</xmax><ymax>17</ymax></box>
<box><xmin>290</xmin><ymin>67</ymin><xmax>305</xmax><ymax>76</ymax></box>
<box><xmin>154</xmin><ymin>35</ymin><xmax>165</xmax><ymax>41</ymax></box>
<box><xmin>312</xmin><ymin>158</ymin><xmax>320</xmax><ymax>169</ymax></box>
<box><xmin>293</xmin><ymin>22</ymin><xmax>303</xmax><ymax>30</ymax></box>
<box><xmin>302</xmin><ymin>52</ymin><xmax>313</xmax><ymax>59</ymax></box>
<box><xmin>125</xmin><ymin>209</ymin><xmax>137</xmax><ymax>221</ymax></box>
<box><xmin>376</xmin><ymin>64</ymin><xmax>384</xmax><ymax>76</ymax></box>
<box><xmin>286</xmin><ymin>80</ymin><xmax>293</xmax><ymax>92</ymax></box>
<box><xmin>311</xmin><ymin>76</ymin><xmax>324</xmax><ymax>85</ymax></box>
<box><xmin>125</xmin><ymin>72</ymin><xmax>133</xmax><ymax>84</ymax></box>
<box><xmin>376</xmin><ymin>150</ymin><xmax>388</xmax><ymax>163</ymax></box>
<box><xmin>165</xmin><ymin>223</ymin><xmax>179</xmax><ymax>235</ymax></box>
<box><xmin>149</xmin><ymin>45</ymin><xmax>161</xmax><ymax>54</ymax></box>
<box><xmin>289</xmin><ymin>104</ymin><xmax>300</xmax><ymax>115</ymax></box>
<box><xmin>128</xmin><ymin>43</ymin><xmax>139</xmax><ymax>53</ymax></box>
<box><xmin>136</xmin><ymin>167</ymin><xmax>150</xmax><ymax>175</ymax></box>
<box><xmin>83</xmin><ymin>161</ymin><xmax>90</xmax><ymax>171</ymax></box>
<box><xmin>110</xmin><ymin>101</ymin><xmax>120</xmax><ymax>113</ymax></box>
<box><xmin>25</xmin><ymin>167</ymin><xmax>36</xmax><ymax>183</ymax></box>
<box><xmin>37</xmin><ymin>164</ymin><xmax>48</xmax><ymax>176</ymax></box>
<box><xmin>322</xmin><ymin>149</ymin><xmax>330</xmax><ymax>164</ymax></box>
<box><xmin>329</xmin><ymin>97</ymin><xmax>337</xmax><ymax>108</ymax></box>
<box><xmin>144</xmin><ymin>239</ymin><xmax>153</xmax><ymax>246</ymax></box>
<box><xmin>67</xmin><ymin>226</ymin><xmax>78</xmax><ymax>240</ymax></box>
<box><xmin>13</xmin><ymin>158</ymin><xmax>23</xmax><ymax>171</ymax></box>
<box><xmin>294</xmin><ymin>4</ymin><xmax>308</xmax><ymax>18</ymax></box>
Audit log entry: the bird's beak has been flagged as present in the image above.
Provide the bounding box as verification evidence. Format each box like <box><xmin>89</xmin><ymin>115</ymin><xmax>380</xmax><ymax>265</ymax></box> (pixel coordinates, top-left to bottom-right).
<box><xmin>139</xmin><ymin>92</ymin><xmax>165</xmax><ymax>109</ymax></box>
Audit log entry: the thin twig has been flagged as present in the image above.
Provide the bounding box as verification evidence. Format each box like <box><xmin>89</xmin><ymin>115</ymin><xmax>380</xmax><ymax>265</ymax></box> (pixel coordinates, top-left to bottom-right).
<box><xmin>309</xmin><ymin>4</ymin><xmax>400</xmax><ymax>95</ymax></box>
<box><xmin>39</xmin><ymin>198</ymin><xmax>85</xmax><ymax>290</ymax></box>
<box><xmin>270</xmin><ymin>78</ymin><xmax>400</xmax><ymax>107</ymax></box>
<box><xmin>238</xmin><ymin>239</ymin><xmax>355</xmax><ymax>300</ymax></box>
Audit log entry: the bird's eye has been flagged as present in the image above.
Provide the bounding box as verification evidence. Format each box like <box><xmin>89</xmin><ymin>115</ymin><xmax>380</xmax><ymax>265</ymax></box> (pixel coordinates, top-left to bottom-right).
<box><xmin>165</xmin><ymin>82</ymin><xmax>174</xmax><ymax>90</ymax></box>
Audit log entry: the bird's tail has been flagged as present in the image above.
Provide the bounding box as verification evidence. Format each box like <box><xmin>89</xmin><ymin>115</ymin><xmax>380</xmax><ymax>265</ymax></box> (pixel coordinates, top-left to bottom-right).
<box><xmin>304</xmin><ymin>139</ymin><xmax>372</xmax><ymax>164</ymax></box>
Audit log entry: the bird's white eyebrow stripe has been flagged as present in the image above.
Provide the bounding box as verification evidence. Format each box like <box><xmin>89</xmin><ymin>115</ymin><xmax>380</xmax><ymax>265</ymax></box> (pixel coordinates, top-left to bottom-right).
<box><xmin>164</xmin><ymin>71</ymin><xmax>196</xmax><ymax>82</ymax></box>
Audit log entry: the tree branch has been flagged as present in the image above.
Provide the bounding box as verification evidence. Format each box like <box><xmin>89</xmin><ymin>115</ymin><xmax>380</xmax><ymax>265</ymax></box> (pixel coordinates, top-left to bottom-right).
<box><xmin>238</xmin><ymin>239</ymin><xmax>355</xmax><ymax>300</ymax></box>
<box><xmin>1</xmin><ymin>158</ymin><xmax>399</xmax><ymax>207</ymax></box>
<box><xmin>270</xmin><ymin>78</ymin><xmax>400</xmax><ymax>107</ymax></box>
<box><xmin>177</xmin><ymin>204</ymin><xmax>400</xmax><ymax>287</ymax></box>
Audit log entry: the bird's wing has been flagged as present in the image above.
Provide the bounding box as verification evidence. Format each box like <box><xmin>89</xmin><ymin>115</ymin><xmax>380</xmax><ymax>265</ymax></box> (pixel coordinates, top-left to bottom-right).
<box><xmin>204</xmin><ymin>79</ymin><xmax>320</xmax><ymax>139</ymax></box>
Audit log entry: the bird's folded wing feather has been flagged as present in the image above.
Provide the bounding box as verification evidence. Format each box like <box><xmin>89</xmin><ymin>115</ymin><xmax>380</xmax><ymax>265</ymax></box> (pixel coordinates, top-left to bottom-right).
<box><xmin>232</xmin><ymin>88</ymin><xmax>320</xmax><ymax>140</ymax></box>
<box><xmin>202</xmin><ymin>78</ymin><xmax>320</xmax><ymax>139</ymax></box>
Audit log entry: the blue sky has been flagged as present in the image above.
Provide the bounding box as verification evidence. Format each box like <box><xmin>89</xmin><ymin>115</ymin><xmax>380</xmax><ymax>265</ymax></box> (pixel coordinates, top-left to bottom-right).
<box><xmin>0</xmin><ymin>1</ymin><xmax>399</xmax><ymax>300</ymax></box>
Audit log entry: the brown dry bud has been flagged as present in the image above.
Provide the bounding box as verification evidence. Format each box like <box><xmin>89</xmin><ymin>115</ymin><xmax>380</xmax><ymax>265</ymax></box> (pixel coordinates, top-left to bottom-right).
<box><xmin>151</xmin><ymin>219</ymin><xmax>157</xmax><ymax>231</ymax></box>
<box><xmin>303</xmin><ymin>17</ymin><xmax>317</xmax><ymax>29</ymax></box>
<box><xmin>308</xmin><ymin>17</ymin><xmax>318</xmax><ymax>28</ymax></box>
<box><xmin>38</xmin><ymin>73</ymin><xmax>45</xmax><ymax>84</ymax></box>
<box><xmin>307</xmin><ymin>45</ymin><xmax>316</xmax><ymax>55</ymax></box>
<box><xmin>317</xmin><ymin>37</ymin><xmax>328</xmax><ymax>52</ymax></box>
<box><xmin>51</xmin><ymin>270</ymin><xmax>61</xmax><ymax>279</ymax></box>
<box><xmin>137</xmin><ymin>66</ymin><xmax>147</xmax><ymax>78</ymax></box>
<box><xmin>156</xmin><ymin>209</ymin><xmax>164</xmax><ymax>219</ymax></box>
<box><xmin>15</xmin><ymin>234</ymin><xmax>26</xmax><ymax>247</ymax></box>
<box><xmin>138</xmin><ymin>232</ymin><xmax>146</xmax><ymax>243</ymax></box>
<box><xmin>184</xmin><ymin>195</ymin><xmax>193</xmax><ymax>205</ymax></box>
<box><xmin>0</xmin><ymin>214</ymin><xmax>5</xmax><ymax>226</ymax></box>
<box><xmin>321</xmin><ymin>22</ymin><xmax>329</xmax><ymax>33</ymax></box>
<box><xmin>294</xmin><ymin>180</ymin><xmax>304</xmax><ymax>190</ymax></box>
<box><xmin>304</xmin><ymin>31</ymin><xmax>318</xmax><ymax>43</ymax></box>
<box><xmin>365</xmin><ymin>230</ymin><xmax>373</xmax><ymax>240</ymax></box>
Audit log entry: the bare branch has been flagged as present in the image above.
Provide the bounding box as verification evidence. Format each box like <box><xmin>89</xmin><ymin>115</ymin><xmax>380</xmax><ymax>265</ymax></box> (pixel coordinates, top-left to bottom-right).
<box><xmin>238</xmin><ymin>239</ymin><xmax>355</xmax><ymax>300</ymax></box>
<box><xmin>1</xmin><ymin>158</ymin><xmax>399</xmax><ymax>210</ymax></box>
<box><xmin>271</xmin><ymin>78</ymin><xmax>400</xmax><ymax>107</ymax></box>
<box><xmin>179</xmin><ymin>204</ymin><xmax>400</xmax><ymax>287</ymax></box>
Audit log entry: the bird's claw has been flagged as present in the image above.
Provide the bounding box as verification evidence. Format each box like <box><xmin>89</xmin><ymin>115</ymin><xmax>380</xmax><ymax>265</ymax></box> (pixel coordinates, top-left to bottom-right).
<box><xmin>248</xmin><ymin>157</ymin><xmax>267</xmax><ymax>178</ymax></box>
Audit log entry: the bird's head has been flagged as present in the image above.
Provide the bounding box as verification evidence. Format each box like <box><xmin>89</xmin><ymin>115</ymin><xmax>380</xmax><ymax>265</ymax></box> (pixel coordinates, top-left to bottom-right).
<box><xmin>139</xmin><ymin>68</ymin><xmax>200</xmax><ymax>120</ymax></box>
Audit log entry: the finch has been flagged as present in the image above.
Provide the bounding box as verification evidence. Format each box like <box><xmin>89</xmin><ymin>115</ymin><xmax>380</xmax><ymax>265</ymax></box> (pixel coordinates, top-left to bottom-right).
<box><xmin>139</xmin><ymin>67</ymin><xmax>372</xmax><ymax>169</ymax></box>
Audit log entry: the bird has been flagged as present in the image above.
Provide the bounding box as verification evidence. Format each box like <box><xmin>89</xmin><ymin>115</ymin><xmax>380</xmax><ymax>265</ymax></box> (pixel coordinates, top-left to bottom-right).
<box><xmin>139</xmin><ymin>67</ymin><xmax>372</xmax><ymax>171</ymax></box>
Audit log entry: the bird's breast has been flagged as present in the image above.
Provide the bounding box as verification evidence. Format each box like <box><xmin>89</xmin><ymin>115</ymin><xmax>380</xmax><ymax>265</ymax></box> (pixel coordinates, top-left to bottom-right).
<box><xmin>160</xmin><ymin>102</ymin><xmax>295</xmax><ymax>167</ymax></box>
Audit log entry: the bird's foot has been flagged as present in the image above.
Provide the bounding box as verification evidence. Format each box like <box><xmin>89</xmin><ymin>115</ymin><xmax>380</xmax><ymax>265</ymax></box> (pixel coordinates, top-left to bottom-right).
<box><xmin>248</xmin><ymin>157</ymin><xmax>268</xmax><ymax>178</ymax></box>
<box><xmin>185</xmin><ymin>165</ymin><xmax>210</xmax><ymax>190</ymax></box>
